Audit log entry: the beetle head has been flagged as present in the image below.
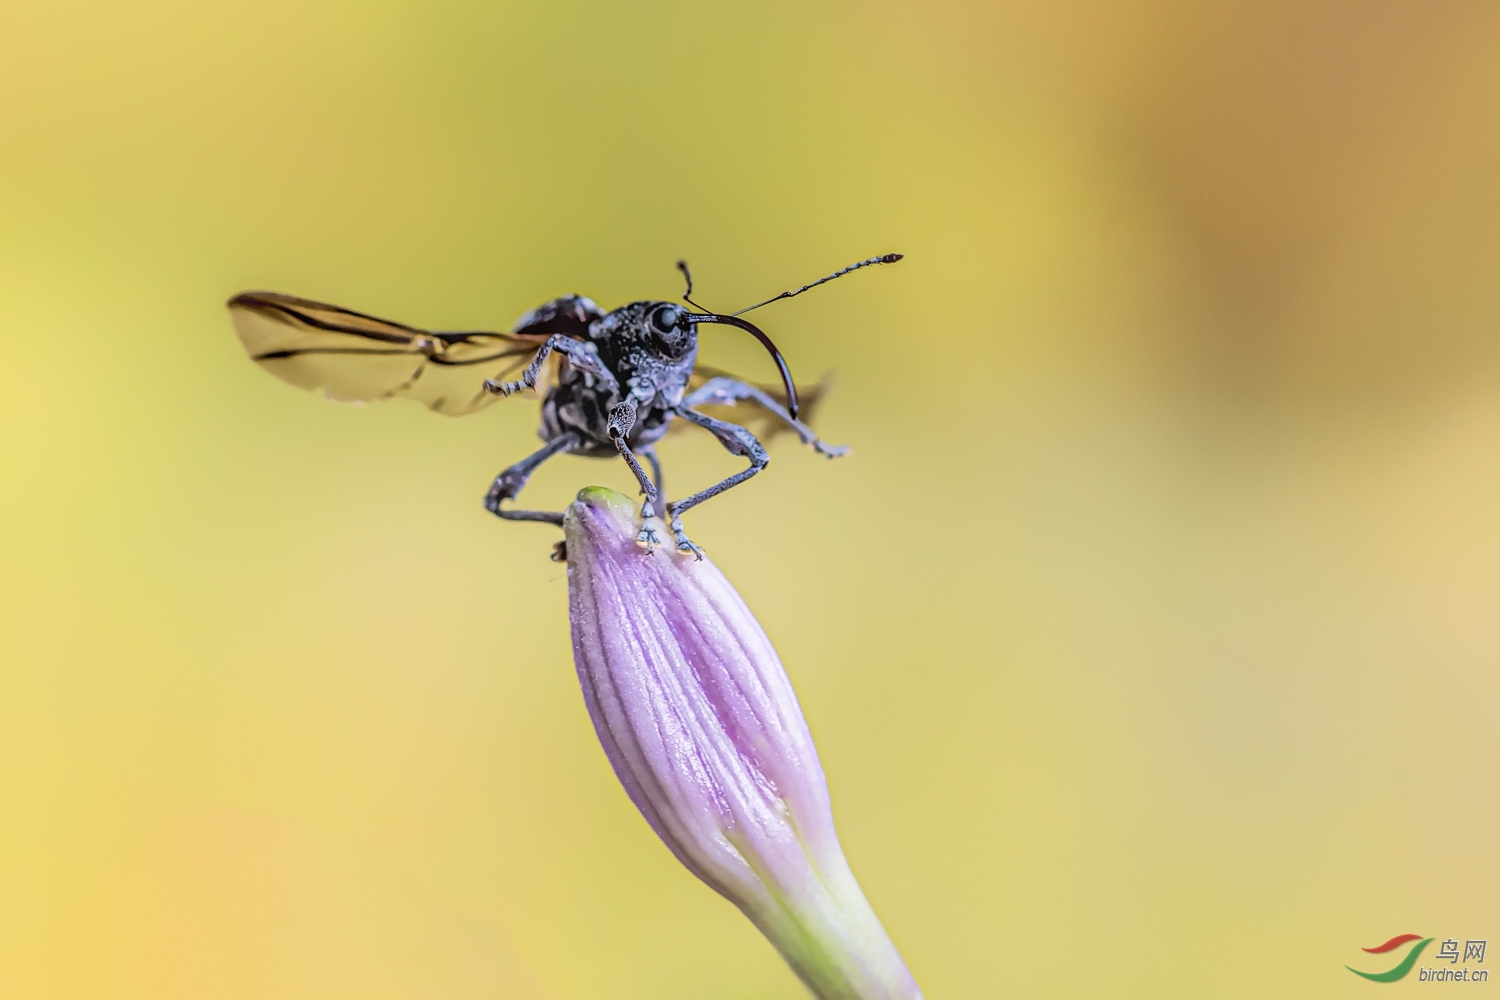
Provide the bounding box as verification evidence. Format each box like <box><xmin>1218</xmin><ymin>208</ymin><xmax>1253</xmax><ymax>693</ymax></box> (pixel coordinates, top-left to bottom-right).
<box><xmin>613</xmin><ymin>300</ymin><xmax>797</xmax><ymax>414</ymax></box>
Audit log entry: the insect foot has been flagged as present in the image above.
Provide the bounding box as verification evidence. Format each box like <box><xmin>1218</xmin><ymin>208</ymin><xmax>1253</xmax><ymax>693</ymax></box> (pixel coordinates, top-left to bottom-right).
<box><xmin>812</xmin><ymin>440</ymin><xmax>851</xmax><ymax>458</ymax></box>
<box><xmin>483</xmin><ymin>376</ymin><xmax>526</xmax><ymax>397</ymax></box>
<box><xmin>668</xmin><ymin>512</ymin><xmax>705</xmax><ymax>561</ymax></box>
<box><xmin>636</xmin><ymin>516</ymin><xmax>665</xmax><ymax>553</ymax></box>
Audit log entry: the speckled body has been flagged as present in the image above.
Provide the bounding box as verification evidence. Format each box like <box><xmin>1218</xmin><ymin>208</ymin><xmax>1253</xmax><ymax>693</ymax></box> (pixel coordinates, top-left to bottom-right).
<box><xmin>533</xmin><ymin>299</ymin><xmax>698</xmax><ymax>458</ymax></box>
<box><xmin>479</xmin><ymin>285</ymin><xmax>848</xmax><ymax>554</ymax></box>
<box><xmin>227</xmin><ymin>263</ymin><xmax>865</xmax><ymax>556</ymax></box>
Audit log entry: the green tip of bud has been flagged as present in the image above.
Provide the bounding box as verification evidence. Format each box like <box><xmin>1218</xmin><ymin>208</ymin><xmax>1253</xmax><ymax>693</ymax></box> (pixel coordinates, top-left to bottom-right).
<box><xmin>570</xmin><ymin>486</ymin><xmax>638</xmax><ymax>523</ymax></box>
<box><xmin>574</xmin><ymin>484</ymin><xmax>634</xmax><ymax>508</ymax></box>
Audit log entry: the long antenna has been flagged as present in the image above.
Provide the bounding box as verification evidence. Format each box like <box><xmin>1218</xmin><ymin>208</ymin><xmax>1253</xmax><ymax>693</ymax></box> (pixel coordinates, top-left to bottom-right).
<box><xmin>731</xmin><ymin>253</ymin><xmax>903</xmax><ymax>317</ymax></box>
<box><xmin>676</xmin><ymin>260</ymin><xmax>711</xmax><ymax>313</ymax></box>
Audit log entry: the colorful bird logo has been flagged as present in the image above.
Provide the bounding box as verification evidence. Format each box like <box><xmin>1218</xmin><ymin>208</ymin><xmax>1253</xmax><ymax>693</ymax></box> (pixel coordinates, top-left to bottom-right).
<box><xmin>1347</xmin><ymin>934</ymin><xmax>1434</xmax><ymax>982</ymax></box>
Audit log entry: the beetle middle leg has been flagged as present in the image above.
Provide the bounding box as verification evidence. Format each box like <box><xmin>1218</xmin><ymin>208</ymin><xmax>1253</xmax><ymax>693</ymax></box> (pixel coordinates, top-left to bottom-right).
<box><xmin>664</xmin><ymin>407</ymin><xmax>769</xmax><ymax>559</ymax></box>
<box><xmin>683</xmin><ymin>376</ymin><xmax>848</xmax><ymax>457</ymax></box>
<box><xmin>483</xmin><ymin>431</ymin><xmax>579</xmax><ymax>525</ymax></box>
<box><xmin>643</xmin><ymin>447</ymin><xmax>666</xmax><ymax>510</ymax></box>
<box><xmin>607</xmin><ymin>400</ymin><xmax>665</xmax><ymax>551</ymax></box>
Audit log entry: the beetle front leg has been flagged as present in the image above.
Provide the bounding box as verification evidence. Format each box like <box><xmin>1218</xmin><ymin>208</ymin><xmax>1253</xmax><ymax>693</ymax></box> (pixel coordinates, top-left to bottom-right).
<box><xmin>683</xmin><ymin>376</ymin><xmax>848</xmax><ymax>457</ymax></box>
<box><xmin>607</xmin><ymin>399</ymin><xmax>665</xmax><ymax>552</ymax></box>
<box><xmin>666</xmin><ymin>406</ymin><xmax>770</xmax><ymax>559</ymax></box>
<box><xmin>483</xmin><ymin>336</ymin><xmax>618</xmax><ymax>397</ymax></box>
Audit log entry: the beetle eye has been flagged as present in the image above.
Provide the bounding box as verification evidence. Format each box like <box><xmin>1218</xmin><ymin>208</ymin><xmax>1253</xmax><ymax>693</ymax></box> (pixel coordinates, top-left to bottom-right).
<box><xmin>651</xmin><ymin>305</ymin><xmax>683</xmax><ymax>334</ymax></box>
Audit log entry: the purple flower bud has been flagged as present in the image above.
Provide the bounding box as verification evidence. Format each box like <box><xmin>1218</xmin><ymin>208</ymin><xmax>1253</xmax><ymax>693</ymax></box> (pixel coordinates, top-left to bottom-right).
<box><xmin>564</xmin><ymin>487</ymin><xmax>922</xmax><ymax>1000</ymax></box>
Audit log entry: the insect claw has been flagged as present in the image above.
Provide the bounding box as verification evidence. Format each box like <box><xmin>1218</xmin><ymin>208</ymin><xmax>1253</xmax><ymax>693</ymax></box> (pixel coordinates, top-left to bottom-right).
<box><xmin>636</xmin><ymin>518</ymin><xmax>664</xmax><ymax>553</ymax></box>
<box><xmin>667</xmin><ymin>516</ymin><xmax>704</xmax><ymax>560</ymax></box>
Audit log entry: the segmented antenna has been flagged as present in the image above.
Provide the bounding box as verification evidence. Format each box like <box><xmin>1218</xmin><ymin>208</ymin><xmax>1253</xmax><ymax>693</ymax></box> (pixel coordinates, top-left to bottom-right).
<box><xmin>731</xmin><ymin>253</ymin><xmax>903</xmax><ymax>317</ymax></box>
<box><xmin>676</xmin><ymin>260</ymin><xmax>711</xmax><ymax>313</ymax></box>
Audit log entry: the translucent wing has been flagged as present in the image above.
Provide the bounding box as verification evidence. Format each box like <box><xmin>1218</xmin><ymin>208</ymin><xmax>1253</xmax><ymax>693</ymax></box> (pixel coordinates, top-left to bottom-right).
<box><xmin>227</xmin><ymin>291</ymin><xmax>549</xmax><ymax>416</ymax></box>
<box><xmin>682</xmin><ymin>363</ymin><xmax>836</xmax><ymax>443</ymax></box>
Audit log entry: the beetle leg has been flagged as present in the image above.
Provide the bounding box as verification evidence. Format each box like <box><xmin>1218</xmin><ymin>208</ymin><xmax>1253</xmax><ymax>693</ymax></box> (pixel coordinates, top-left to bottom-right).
<box><xmin>643</xmin><ymin>447</ymin><xmax>666</xmax><ymax>510</ymax></box>
<box><xmin>664</xmin><ymin>407</ymin><xmax>770</xmax><ymax>559</ymax></box>
<box><xmin>683</xmin><ymin>376</ymin><xmax>848</xmax><ymax>456</ymax></box>
<box><xmin>607</xmin><ymin>400</ymin><xmax>664</xmax><ymax>551</ymax></box>
<box><xmin>483</xmin><ymin>431</ymin><xmax>579</xmax><ymax>526</ymax></box>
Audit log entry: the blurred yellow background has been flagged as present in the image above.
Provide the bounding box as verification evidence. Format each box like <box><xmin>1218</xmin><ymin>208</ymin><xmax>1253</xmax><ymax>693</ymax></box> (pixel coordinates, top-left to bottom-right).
<box><xmin>2</xmin><ymin>1</ymin><xmax>1497</xmax><ymax>997</ymax></box>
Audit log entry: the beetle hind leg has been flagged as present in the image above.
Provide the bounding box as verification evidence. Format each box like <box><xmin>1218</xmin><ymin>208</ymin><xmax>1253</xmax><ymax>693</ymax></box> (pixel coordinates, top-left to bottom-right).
<box><xmin>683</xmin><ymin>376</ymin><xmax>848</xmax><ymax>457</ymax></box>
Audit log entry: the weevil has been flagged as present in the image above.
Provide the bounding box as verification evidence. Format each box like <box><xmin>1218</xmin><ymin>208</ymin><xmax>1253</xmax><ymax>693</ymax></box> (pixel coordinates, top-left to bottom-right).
<box><xmin>228</xmin><ymin>254</ymin><xmax>901</xmax><ymax>558</ymax></box>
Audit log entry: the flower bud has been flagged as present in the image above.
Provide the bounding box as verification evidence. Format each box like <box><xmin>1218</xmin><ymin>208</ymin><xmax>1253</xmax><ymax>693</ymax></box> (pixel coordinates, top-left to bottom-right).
<box><xmin>564</xmin><ymin>488</ymin><xmax>921</xmax><ymax>1000</ymax></box>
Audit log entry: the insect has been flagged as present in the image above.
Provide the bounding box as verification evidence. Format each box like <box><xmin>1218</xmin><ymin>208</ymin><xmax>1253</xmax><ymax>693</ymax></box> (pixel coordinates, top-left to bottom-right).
<box><xmin>228</xmin><ymin>254</ymin><xmax>902</xmax><ymax>558</ymax></box>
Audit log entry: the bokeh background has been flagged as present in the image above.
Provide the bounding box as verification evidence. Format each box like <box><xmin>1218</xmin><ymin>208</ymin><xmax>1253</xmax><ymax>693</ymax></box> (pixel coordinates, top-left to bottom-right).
<box><xmin>2</xmin><ymin>1</ymin><xmax>1498</xmax><ymax>997</ymax></box>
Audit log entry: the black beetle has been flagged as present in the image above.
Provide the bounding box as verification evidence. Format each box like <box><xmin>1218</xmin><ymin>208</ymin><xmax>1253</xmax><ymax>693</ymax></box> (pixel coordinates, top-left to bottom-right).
<box><xmin>229</xmin><ymin>254</ymin><xmax>900</xmax><ymax>557</ymax></box>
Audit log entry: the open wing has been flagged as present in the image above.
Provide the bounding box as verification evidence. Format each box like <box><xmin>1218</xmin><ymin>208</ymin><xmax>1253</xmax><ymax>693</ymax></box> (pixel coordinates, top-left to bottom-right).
<box><xmin>682</xmin><ymin>363</ymin><xmax>836</xmax><ymax>443</ymax></box>
<box><xmin>228</xmin><ymin>291</ymin><xmax>550</xmax><ymax>416</ymax></box>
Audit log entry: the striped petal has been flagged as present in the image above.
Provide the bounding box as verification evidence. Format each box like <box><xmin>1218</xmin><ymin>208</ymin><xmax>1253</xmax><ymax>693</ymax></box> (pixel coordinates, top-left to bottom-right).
<box><xmin>565</xmin><ymin>487</ymin><xmax>921</xmax><ymax>1000</ymax></box>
